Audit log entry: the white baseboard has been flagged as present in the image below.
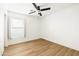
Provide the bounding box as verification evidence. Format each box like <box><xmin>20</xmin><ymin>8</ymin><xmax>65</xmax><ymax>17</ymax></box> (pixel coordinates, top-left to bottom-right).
<box><xmin>8</xmin><ymin>38</ymin><xmax>39</xmax><ymax>45</ymax></box>
<box><xmin>8</xmin><ymin>38</ymin><xmax>29</xmax><ymax>45</ymax></box>
<box><xmin>0</xmin><ymin>49</ymin><xmax>4</xmax><ymax>56</ymax></box>
<box><xmin>41</xmin><ymin>38</ymin><xmax>79</xmax><ymax>51</ymax></box>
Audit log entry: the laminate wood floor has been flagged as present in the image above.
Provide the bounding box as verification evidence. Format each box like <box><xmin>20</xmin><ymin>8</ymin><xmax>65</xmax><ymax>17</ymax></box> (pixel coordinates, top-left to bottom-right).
<box><xmin>3</xmin><ymin>39</ymin><xmax>79</xmax><ymax>56</ymax></box>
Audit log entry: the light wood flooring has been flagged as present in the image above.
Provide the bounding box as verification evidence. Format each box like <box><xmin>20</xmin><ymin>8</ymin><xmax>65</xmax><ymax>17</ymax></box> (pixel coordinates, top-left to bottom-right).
<box><xmin>3</xmin><ymin>39</ymin><xmax>79</xmax><ymax>56</ymax></box>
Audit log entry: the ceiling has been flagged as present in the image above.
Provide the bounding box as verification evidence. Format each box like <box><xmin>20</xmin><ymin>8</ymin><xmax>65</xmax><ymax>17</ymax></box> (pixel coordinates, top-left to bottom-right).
<box><xmin>0</xmin><ymin>3</ymin><xmax>75</xmax><ymax>16</ymax></box>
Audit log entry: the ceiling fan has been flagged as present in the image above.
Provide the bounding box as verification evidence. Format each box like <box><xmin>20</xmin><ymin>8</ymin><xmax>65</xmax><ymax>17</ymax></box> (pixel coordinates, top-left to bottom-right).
<box><xmin>29</xmin><ymin>3</ymin><xmax>51</xmax><ymax>16</ymax></box>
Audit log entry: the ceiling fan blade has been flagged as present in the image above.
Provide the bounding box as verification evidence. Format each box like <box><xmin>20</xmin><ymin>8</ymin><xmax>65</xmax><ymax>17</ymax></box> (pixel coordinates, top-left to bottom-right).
<box><xmin>29</xmin><ymin>11</ymin><xmax>36</xmax><ymax>14</ymax></box>
<box><xmin>32</xmin><ymin>3</ymin><xmax>38</xmax><ymax>10</ymax></box>
<box><xmin>41</xmin><ymin>8</ymin><xmax>51</xmax><ymax>11</ymax></box>
<box><xmin>38</xmin><ymin>13</ymin><xmax>42</xmax><ymax>16</ymax></box>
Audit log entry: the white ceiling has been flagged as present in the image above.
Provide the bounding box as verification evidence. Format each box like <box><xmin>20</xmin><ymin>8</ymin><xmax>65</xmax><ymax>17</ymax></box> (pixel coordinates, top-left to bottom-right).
<box><xmin>0</xmin><ymin>3</ymin><xmax>75</xmax><ymax>16</ymax></box>
<box><xmin>35</xmin><ymin>3</ymin><xmax>74</xmax><ymax>16</ymax></box>
<box><xmin>53</xmin><ymin>3</ymin><xmax>74</xmax><ymax>12</ymax></box>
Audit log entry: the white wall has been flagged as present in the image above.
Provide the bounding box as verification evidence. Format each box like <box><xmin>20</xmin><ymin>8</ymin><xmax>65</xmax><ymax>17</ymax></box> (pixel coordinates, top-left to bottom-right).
<box><xmin>0</xmin><ymin>3</ymin><xmax>40</xmax><ymax>45</ymax></box>
<box><xmin>26</xmin><ymin>15</ymin><xmax>40</xmax><ymax>40</ymax></box>
<box><xmin>40</xmin><ymin>4</ymin><xmax>79</xmax><ymax>51</ymax></box>
<box><xmin>0</xmin><ymin>8</ymin><xmax>4</xmax><ymax>55</ymax></box>
<box><xmin>3</xmin><ymin>3</ymin><xmax>40</xmax><ymax>41</ymax></box>
<box><xmin>6</xmin><ymin>11</ymin><xmax>39</xmax><ymax>45</ymax></box>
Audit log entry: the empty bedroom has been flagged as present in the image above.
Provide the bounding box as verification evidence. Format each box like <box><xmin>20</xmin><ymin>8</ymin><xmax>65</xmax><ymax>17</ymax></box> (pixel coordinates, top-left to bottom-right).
<box><xmin>0</xmin><ymin>3</ymin><xmax>79</xmax><ymax>56</ymax></box>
